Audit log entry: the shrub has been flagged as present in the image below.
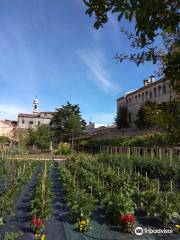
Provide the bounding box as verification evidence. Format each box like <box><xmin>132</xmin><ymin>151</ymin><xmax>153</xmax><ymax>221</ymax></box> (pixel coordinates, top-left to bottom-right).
<box><xmin>54</xmin><ymin>142</ymin><xmax>71</xmax><ymax>155</ymax></box>
<box><xmin>102</xmin><ymin>192</ymin><xmax>135</xmax><ymax>224</ymax></box>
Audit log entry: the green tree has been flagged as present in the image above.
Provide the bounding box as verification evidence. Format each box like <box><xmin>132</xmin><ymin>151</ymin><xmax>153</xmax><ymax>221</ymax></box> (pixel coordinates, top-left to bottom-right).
<box><xmin>163</xmin><ymin>41</ymin><xmax>180</xmax><ymax>94</ymax></box>
<box><xmin>13</xmin><ymin>129</ymin><xmax>28</xmax><ymax>147</ymax></box>
<box><xmin>135</xmin><ymin>101</ymin><xmax>156</xmax><ymax>128</ymax></box>
<box><xmin>0</xmin><ymin>136</ymin><xmax>10</xmax><ymax>144</ymax></box>
<box><xmin>28</xmin><ymin>124</ymin><xmax>53</xmax><ymax>150</ymax></box>
<box><xmin>151</xmin><ymin>100</ymin><xmax>180</xmax><ymax>144</ymax></box>
<box><xmin>82</xmin><ymin>0</ymin><xmax>180</xmax><ymax>93</ymax></box>
<box><xmin>50</xmin><ymin>102</ymin><xmax>86</xmax><ymax>145</ymax></box>
<box><xmin>115</xmin><ymin>106</ymin><xmax>129</xmax><ymax>128</ymax></box>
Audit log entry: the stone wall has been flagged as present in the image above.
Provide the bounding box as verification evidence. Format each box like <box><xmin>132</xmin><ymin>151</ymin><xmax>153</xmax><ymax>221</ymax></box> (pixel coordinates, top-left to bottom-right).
<box><xmin>89</xmin><ymin>127</ymin><xmax>161</xmax><ymax>140</ymax></box>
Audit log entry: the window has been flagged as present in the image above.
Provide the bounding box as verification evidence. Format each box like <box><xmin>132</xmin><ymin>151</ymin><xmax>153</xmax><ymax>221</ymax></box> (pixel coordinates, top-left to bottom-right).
<box><xmin>150</xmin><ymin>91</ymin><xmax>152</xmax><ymax>99</ymax></box>
<box><xmin>145</xmin><ymin>91</ymin><xmax>148</xmax><ymax>100</ymax></box>
<box><xmin>154</xmin><ymin>87</ymin><xmax>157</xmax><ymax>98</ymax></box>
<box><xmin>22</xmin><ymin>120</ymin><xmax>25</xmax><ymax>124</ymax></box>
<box><xmin>29</xmin><ymin>121</ymin><xmax>33</xmax><ymax>125</ymax></box>
<box><xmin>38</xmin><ymin>121</ymin><xmax>41</xmax><ymax>125</ymax></box>
<box><xmin>44</xmin><ymin>113</ymin><xmax>47</xmax><ymax>116</ymax></box>
<box><xmin>138</xmin><ymin>94</ymin><xmax>141</xmax><ymax>103</ymax></box>
<box><xmin>142</xmin><ymin>92</ymin><xmax>144</xmax><ymax>103</ymax></box>
<box><xmin>135</xmin><ymin>95</ymin><xmax>137</xmax><ymax>104</ymax></box>
<box><xmin>162</xmin><ymin>84</ymin><xmax>166</xmax><ymax>94</ymax></box>
<box><xmin>158</xmin><ymin>85</ymin><xmax>161</xmax><ymax>96</ymax></box>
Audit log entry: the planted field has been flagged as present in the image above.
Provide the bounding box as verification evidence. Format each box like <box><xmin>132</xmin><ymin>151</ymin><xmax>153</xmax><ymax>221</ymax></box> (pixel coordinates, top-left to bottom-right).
<box><xmin>0</xmin><ymin>153</ymin><xmax>179</xmax><ymax>240</ymax></box>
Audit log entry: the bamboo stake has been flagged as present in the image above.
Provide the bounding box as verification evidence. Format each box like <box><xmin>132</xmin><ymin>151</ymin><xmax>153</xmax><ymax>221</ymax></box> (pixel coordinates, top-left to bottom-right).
<box><xmin>145</xmin><ymin>172</ymin><xmax>148</xmax><ymax>182</ymax></box>
<box><xmin>170</xmin><ymin>180</ymin><xmax>173</xmax><ymax>192</ymax></box>
<box><xmin>157</xmin><ymin>179</ymin><xmax>160</xmax><ymax>193</ymax></box>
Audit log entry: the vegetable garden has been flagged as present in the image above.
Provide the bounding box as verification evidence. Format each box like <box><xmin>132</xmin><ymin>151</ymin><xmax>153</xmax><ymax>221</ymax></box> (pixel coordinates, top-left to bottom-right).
<box><xmin>0</xmin><ymin>151</ymin><xmax>179</xmax><ymax>239</ymax></box>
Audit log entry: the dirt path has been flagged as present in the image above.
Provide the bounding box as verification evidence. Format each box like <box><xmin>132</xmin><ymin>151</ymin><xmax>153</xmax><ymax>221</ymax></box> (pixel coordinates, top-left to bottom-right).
<box><xmin>44</xmin><ymin>165</ymin><xmax>67</xmax><ymax>240</ymax></box>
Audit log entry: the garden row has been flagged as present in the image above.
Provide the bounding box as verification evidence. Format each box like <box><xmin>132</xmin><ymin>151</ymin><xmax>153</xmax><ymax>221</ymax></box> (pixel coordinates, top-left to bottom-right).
<box><xmin>0</xmin><ymin>159</ymin><xmax>36</xmax><ymax>226</ymax></box>
<box><xmin>0</xmin><ymin>157</ymin><xmax>53</xmax><ymax>240</ymax></box>
<box><xmin>31</xmin><ymin>161</ymin><xmax>52</xmax><ymax>240</ymax></box>
<box><xmin>57</xmin><ymin>153</ymin><xmax>180</xmax><ymax>234</ymax></box>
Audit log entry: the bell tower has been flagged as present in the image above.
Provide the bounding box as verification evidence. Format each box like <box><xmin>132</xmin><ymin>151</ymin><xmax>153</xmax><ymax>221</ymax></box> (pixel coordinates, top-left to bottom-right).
<box><xmin>33</xmin><ymin>96</ymin><xmax>39</xmax><ymax>113</ymax></box>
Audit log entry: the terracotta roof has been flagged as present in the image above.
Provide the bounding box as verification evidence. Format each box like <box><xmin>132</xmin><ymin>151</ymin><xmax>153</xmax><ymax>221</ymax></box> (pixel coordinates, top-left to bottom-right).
<box><xmin>18</xmin><ymin>113</ymin><xmax>38</xmax><ymax>117</ymax></box>
<box><xmin>40</xmin><ymin>111</ymin><xmax>54</xmax><ymax>114</ymax></box>
<box><xmin>18</xmin><ymin>112</ymin><xmax>54</xmax><ymax>119</ymax></box>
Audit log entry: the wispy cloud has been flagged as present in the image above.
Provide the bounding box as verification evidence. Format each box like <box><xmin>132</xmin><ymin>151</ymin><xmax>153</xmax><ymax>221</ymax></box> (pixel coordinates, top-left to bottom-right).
<box><xmin>108</xmin><ymin>14</ymin><xmax>120</xmax><ymax>34</ymax></box>
<box><xmin>0</xmin><ymin>20</ymin><xmax>42</xmax><ymax>96</ymax></box>
<box><xmin>0</xmin><ymin>103</ymin><xmax>30</xmax><ymax>120</ymax></box>
<box><xmin>77</xmin><ymin>49</ymin><xmax>120</xmax><ymax>93</ymax></box>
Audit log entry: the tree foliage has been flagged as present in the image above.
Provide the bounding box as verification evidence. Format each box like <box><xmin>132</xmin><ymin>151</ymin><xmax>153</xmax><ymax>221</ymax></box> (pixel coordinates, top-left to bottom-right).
<box><xmin>13</xmin><ymin>129</ymin><xmax>28</xmax><ymax>147</ymax></box>
<box><xmin>151</xmin><ymin>100</ymin><xmax>180</xmax><ymax>144</ymax></box>
<box><xmin>83</xmin><ymin>0</ymin><xmax>179</xmax><ymax>46</ymax></box>
<box><xmin>82</xmin><ymin>0</ymin><xmax>180</xmax><ymax>93</ymax></box>
<box><xmin>163</xmin><ymin>40</ymin><xmax>180</xmax><ymax>94</ymax></box>
<box><xmin>28</xmin><ymin>124</ymin><xmax>53</xmax><ymax>150</ymax></box>
<box><xmin>50</xmin><ymin>102</ymin><xmax>86</xmax><ymax>144</ymax></box>
<box><xmin>0</xmin><ymin>136</ymin><xmax>10</xmax><ymax>144</ymax></box>
<box><xmin>135</xmin><ymin>100</ymin><xmax>180</xmax><ymax>144</ymax></box>
<box><xmin>115</xmin><ymin>106</ymin><xmax>129</xmax><ymax>128</ymax></box>
<box><xmin>135</xmin><ymin>101</ymin><xmax>156</xmax><ymax>128</ymax></box>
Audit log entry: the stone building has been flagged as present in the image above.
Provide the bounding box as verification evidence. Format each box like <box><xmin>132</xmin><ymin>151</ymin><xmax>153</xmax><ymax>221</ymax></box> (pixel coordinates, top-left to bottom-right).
<box><xmin>17</xmin><ymin>97</ymin><xmax>54</xmax><ymax>129</ymax></box>
<box><xmin>116</xmin><ymin>76</ymin><xmax>177</xmax><ymax>127</ymax></box>
<box><xmin>0</xmin><ymin>120</ymin><xmax>17</xmax><ymax>139</ymax></box>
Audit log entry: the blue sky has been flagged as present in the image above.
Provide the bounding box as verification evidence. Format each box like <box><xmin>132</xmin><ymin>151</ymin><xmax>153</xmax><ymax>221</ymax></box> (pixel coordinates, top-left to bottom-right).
<box><xmin>0</xmin><ymin>0</ymin><xmax>157</xmax><ymax>124</ymax></box>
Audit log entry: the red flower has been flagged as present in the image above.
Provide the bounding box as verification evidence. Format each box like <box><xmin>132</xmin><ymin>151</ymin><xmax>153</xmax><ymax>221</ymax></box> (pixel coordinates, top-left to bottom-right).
<box><xmin>31</xmin><ymin>215</ymin><xmax>44</xmax><ymax>229</ymax></box>
<box><xmin>32</xmin><ymin>215</ymin><xmax>37</xmax><ymax>225</ymax></box>
<box><xmin>120</xmin><ymin>214</ymin><xmax>136</xmax><ymax>224</ymax></box>
<box><xmin>36</xmin><ymin>218</ymin><xmax>43</xmax><ymax>229</ymax></box>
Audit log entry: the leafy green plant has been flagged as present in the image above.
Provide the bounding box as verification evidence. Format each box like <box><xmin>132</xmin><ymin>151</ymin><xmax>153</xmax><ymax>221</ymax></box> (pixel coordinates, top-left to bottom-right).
<box><xmin>54</xmin><ymin>142</ymin><xmax>71</xmax><ymax>155</ymax></box>
<box><xmin>31</xmin><ymin>162</ymin><xmax>52</xmax><ymax>220</ymax></box>
<box><xmin>0</xmin><ymin>160</ymin><xmax>36</xmax><ymax>223</ymax></box>
<box><xmin>57</xmin><ymin>164</ymin><xmax>95</xmax><ymax>224</ymax></box>
<box><xmin>158</xmin><ymin>193</ymin><xmax>180</xmax><ymax>225</ymax></box>
<box><xmin>4</xmin><ymin>231</ymin><xmax>23</xmax><ymax>240</ymax></box>
<box><xmin>102</xmin><ymin>192</ymin><xmax>135</xmax><ymax>224</ymax></box>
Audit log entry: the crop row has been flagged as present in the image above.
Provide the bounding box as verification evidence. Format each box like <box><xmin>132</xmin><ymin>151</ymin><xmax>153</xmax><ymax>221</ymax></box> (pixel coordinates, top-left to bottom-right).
<box><xmin>62</xmin><ymin>156</ymin><xmax>180</xmax><ymax>232</ymax></box>
<box><xmin>0</xmin><ymin>160</ymin><xmax>37</xmax><ymax>225</ymax></box>
<box><xmin>56</xmin><ymin>163</ymin><xmax>95</xmax><ymax>232</ymax></box>
<box><xmin>68</xmin><ymin>152</ymin><xmax>179</xmax><ymax>191</ymax></box>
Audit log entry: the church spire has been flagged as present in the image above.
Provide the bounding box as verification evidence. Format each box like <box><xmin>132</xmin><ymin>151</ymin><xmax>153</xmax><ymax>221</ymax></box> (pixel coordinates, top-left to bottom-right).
<box><xmin>33</xmin><ymin>96</ymin><xmax>39</xmax><ymax>113</ymax></box>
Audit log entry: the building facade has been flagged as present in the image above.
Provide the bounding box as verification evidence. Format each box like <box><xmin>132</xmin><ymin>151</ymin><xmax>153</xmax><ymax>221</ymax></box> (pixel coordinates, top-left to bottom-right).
<box><xmin>117</xmin><ymin>76</ymin><xmax>177</xmax><ymax>127</ymax></box>
<box><xmin>17</xmin><ymin>97</ymin><xmax>54</xmax><ymax>129</ymax></box>
<box><xmin>0</xmin><ymin>120</ymin><xmax>17</xmax><ymax>139</ymax></box>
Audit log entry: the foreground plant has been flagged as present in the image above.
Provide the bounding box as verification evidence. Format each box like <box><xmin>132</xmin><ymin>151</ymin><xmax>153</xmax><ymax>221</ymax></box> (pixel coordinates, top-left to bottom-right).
<box><xmin>31</xmin><ymin>162</ymin><xmax>52</xmax><ymax>220</ymax></box>
<box><xmin>4</xmin><ymin>231</ymin><xmax>23</xmax><ymax>240</ymax></box>
<box><xmin>57</xmin><ymin>163</ymin><xmax>95</xmax><ymax>232</ymax></box>
<box><xmin>78</xmin><ymin>213</ymin><xmax>90</xmax><ymax>233</ymax></box>
<box><xmin>34</xmin><ymin>233</ymin><xmax>46</xmax><ymax>240</ymax></box>
<box><xmin>31</xmin><ymin>162</ymin><xmax>52</xmax><ymax>239</ymax></box>
<box><xmin>0</xmin><ymin>216</ymin><xmax>3</xmax><ymax>225</ymax></box>
<box><xmin>0</xmin><ymin>160</ymin><xmax>36</xmax><ymax>225</ymax></box>
<box><xmin>31</xmin><ymin>215</ymin><xmax>45</xmax><ymax>235</ymax></box>
<box><xmin>120</xmin><ymin>214</ymin><xmax>136</xmax><ymax>233</ymax></box>
<box><xmin>174</xmin><ymin>224</ymin><xmax>180</xmax><ymax>234</ymax></box>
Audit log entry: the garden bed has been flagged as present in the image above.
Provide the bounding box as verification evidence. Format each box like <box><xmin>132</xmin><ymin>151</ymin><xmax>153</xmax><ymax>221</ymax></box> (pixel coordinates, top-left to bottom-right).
<box><xmin>0</xmin><ymin>154</ymin><xmax>179</xmax><ymax>240</ymax></box>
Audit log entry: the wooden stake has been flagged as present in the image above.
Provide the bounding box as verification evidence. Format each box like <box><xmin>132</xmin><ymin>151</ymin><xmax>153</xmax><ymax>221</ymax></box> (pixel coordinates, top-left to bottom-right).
<box><xmin>157</xmin><ymin>179</ymin><xmax>160</xmax><ymax>193</ymax></box>
<box><xmin>145</xmin><ymin>172</ymin><xmax>148</xmax><ymax>182</ymax></box>
<box><xmin>170</xmin><ymin>180</ymin><xmax>173</xmax><ymax>192</ymax></box>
